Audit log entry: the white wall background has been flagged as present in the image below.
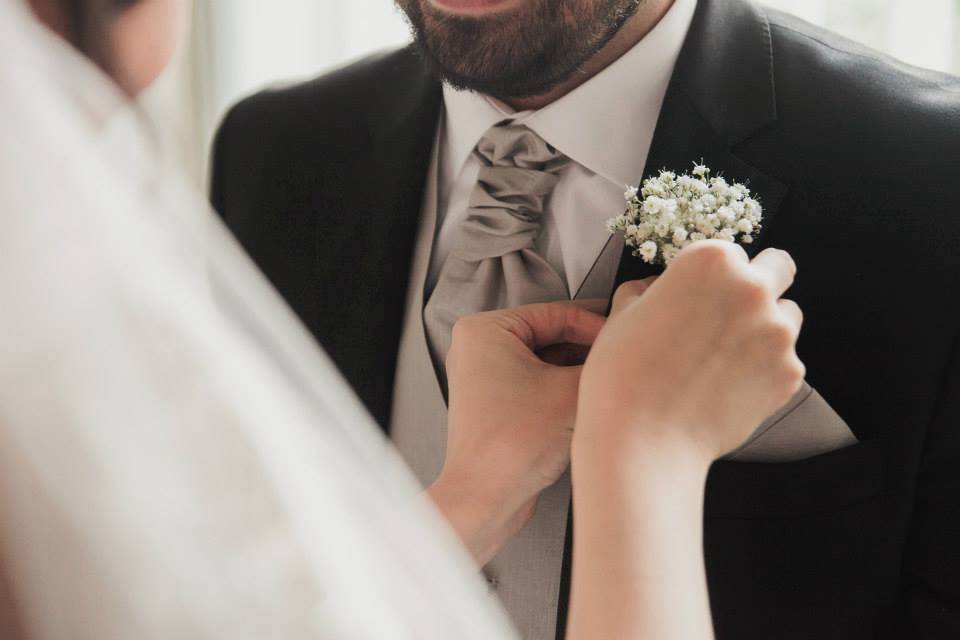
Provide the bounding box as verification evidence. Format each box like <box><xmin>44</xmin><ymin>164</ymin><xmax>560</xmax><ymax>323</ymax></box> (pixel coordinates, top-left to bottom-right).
<box><xmin>767</xmin><ymin>0</ymin><xmax>958</xmax><ymax>72</ymax></box>
<box><xmin>144</xmin><ymin>0</ymin><xmax>960</xmax><ymax>184</ymax></box>
<box><xmin>201</xmin><ymin>0</ymin><xmax>411</xmax><ymax>123</ymax></box>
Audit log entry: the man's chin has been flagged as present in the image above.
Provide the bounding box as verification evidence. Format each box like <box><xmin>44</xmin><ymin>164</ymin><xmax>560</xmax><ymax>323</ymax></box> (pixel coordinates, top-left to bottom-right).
<box><xmin>404</xmin><ymin>0</ymin><xmax>637</xmax><ymax>99</ymax></box>
<box><xmin>427</xmin><ymin>0</ymin><xmax>526</xmax><ymax>18</ymax></box>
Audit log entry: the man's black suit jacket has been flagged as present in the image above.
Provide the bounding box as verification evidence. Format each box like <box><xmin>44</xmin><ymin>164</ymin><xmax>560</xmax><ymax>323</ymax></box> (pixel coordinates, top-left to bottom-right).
<box><xmin>211</xmin><ymin>0</ymin><xmax>960</xmax><ymax>636</ymax></box>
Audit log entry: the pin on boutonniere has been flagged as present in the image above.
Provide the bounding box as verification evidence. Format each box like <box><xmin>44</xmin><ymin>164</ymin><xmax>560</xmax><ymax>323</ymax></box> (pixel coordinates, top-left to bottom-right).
<box><xmin>607</xmin><ymin>163</ymin><xmax>762</xmax><ymax>266</ymax></box>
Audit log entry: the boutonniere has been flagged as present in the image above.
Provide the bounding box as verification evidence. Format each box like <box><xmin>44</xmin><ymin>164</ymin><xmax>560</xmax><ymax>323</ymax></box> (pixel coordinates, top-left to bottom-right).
<box><xmin>607</xmin><ymin>163</ymin><xmax>763</xmax><ymax>266</ymax></box>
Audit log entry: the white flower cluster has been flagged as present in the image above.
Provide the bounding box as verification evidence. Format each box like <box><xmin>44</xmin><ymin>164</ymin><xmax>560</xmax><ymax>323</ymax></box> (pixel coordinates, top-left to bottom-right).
<box><xmin>607</xmin><ymin>164</ymin><xmax>762</xmax><ymax>266</ymax></box>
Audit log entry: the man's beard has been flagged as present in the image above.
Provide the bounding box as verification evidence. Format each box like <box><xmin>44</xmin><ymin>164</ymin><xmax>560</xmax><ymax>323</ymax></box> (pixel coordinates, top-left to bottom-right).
<box><xmin>397</xmin><ymin>0</ymin><xmax>644</xmax><ymax>100</ymax></box>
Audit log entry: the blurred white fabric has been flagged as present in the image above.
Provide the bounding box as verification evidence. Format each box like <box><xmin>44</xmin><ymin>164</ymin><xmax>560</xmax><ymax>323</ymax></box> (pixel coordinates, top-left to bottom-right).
<box><xmin>0</xmin><ymin>2</ymin><xmax>515</xmax><ymax>638</ymax></box>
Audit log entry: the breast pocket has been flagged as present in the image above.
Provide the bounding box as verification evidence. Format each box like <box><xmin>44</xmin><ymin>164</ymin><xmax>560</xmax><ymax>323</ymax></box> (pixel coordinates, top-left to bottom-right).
<box><xmin>705</xmin><ymin>439</ymin><xmax>886</xmax><ymax>519</ymax></box>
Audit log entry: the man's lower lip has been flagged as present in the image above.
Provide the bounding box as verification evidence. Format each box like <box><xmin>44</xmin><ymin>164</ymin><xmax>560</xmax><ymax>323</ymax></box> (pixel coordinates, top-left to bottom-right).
<box><xmin>430</xmin><ymin>0</ymin><xmax>518</xmax><ymax>15</ymax></box>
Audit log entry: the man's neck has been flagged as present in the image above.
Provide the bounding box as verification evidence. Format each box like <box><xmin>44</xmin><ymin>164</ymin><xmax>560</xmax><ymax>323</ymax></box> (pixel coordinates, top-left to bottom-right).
<box><xmin>505</xmin><ymin>0</ymin><xmax>676</xmax><ymax>111</ymax></box>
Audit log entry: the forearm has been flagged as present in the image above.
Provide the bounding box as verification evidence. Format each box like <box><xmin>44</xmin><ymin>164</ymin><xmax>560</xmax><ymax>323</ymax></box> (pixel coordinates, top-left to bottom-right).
<box><xmin>567</xmin><ymin>427</ymin><xmax>715</xmax><ymax>640</ymax></box>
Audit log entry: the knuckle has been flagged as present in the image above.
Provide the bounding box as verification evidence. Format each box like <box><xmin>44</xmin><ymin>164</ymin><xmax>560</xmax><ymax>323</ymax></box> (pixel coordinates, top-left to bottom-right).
<box><xmin>785</xmin><ymin>299</ymin><xmax>804</xmax><ymax>321</ymax></box>
<box><xmin>781</xmin><ymin>300</ymin><xmax>804</xmax><ymax>330</ymax></box>
<box><xmin>674</xmin><ymin>242</ymin><xmax>743</xmax><ymax>286</ymax></box>
<box><xmin>762</xmin><ymin>319</ymin><xmax>797</xmax><ymax>350</ymax></box>
<box><xmin>612</xmin><ymin>281</ymin><xmax>640</xmax><ymax>308</ymax></box>
<box><xmin>737</xmin><ymin>275</ymin><xmax>769</xmax><ymax>308</ymax></box>
<box><xmin>684</xmin><ymin>240</ymin><xmax>735</xmax><ymax>269</ymax></box>
<box><xmin>790</xmin><ymin>358</ymin><xmax>807</xmax><ymax>383</ymax></box>
<box><xmin>770</xmin><ymin>248</ymin><xmax>798</xmax><ymax>277</ymax></box>
<box><xmin>779</xmin><ymin>357</ymin><xmax>806</xmax><ymax>394</ymax></box>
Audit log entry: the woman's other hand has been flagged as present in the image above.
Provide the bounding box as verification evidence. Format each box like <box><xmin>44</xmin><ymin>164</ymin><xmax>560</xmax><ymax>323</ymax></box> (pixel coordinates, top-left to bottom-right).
<box><xmin>577</xmin><ymin>241</ymin><xmax>804</xmax><ymax>463</ymax></box>
<box><xmin>567</xmin><ymin>242</ymin><xmax>804</xmax><ymax>640</ymax></box>
<box><xmin>428</xmin><ymin>302</ymin><xmax>604</xmax><ymax>565</ymax></box>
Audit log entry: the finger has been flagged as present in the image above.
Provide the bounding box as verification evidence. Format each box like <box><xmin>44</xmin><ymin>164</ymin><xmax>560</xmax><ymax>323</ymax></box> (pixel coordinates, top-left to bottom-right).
<box><xmin>609</xmin><ymin>276</ymin><xmax>659</xmax><ymax>317</ymax></box>
<box><xmin>777</xmin><ymin>298</ymin><xmax>804</xmax><ymax>333</ymax></box>
<box><xmin>750</xmin><ymin>248</ymin><xmax>797</xmax><ymax>298</ymax></box>
<box><xmin>502</xmin><ymin>302</ymin><xmax>606</xmax><ymax>351</ymax></box>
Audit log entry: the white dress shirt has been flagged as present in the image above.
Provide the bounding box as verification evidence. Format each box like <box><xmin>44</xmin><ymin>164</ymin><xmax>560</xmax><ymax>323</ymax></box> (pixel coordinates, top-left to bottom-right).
<box><xmin>428</xmin><ymin>0</ymin><xmax>698</xmax><ymax>297</ymax></box>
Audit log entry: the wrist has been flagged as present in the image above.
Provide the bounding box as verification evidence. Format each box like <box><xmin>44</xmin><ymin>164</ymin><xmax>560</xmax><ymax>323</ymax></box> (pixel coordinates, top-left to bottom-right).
<box><xmin>572</xmin><ymin>411</ymin><xmax>714</xmax><ymax>481</ymax></box>
<box><xmin>567</xmin><ymin>419</ymin><xmax>714</xmax><ymax>640</ymax></box>
<box><xmin>427</xmin><ymin>469</ymin><xmax>536</xmax><ymax>567</ymax></box>
<box><xmin>571</xmin><ymin>427</ymin><xmax>711</xmax><ymax>544</ymax></box>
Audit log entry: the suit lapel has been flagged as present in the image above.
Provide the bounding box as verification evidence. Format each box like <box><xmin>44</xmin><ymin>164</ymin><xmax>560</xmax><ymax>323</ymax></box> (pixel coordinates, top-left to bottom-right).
<box><xmin>325</xmin><ymin>48</ymin><xmax>442</xmax><ymax>432</ymax></box>
<box><xmin>612</xmin><ymin>0</ymin><xmax>787</xmax><ymax>291</ymax></box>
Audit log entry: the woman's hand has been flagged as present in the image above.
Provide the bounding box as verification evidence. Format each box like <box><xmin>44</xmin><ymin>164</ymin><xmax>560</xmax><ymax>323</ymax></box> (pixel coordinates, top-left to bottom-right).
<box><xmin>577</xmin><ymin>241</ymin><xmax>805</xmax><ymax>464</ymax></box>
<box><xmin>427</xmin><ymin>302</ymin><xmax>605</xmax><ymax>566</ymax></box>
<box><xmin>567</xmin><ymin>241</ymin><xmax>805</xmax><ymax>640</ymax></box>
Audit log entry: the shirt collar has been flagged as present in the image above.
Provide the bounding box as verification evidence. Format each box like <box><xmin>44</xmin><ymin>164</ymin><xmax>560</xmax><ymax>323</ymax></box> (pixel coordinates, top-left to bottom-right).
<box><xmin>442</xmin><ymin>0</ymin><xmax>697</xmax><ymax>188</ymax></box>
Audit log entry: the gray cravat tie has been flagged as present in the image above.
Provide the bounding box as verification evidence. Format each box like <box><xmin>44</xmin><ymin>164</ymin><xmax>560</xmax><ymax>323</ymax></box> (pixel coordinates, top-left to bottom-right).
<box><xmin>424</xmin><ymin>122</ymin><xmax>570</xmax><ymax>383</ymax></box>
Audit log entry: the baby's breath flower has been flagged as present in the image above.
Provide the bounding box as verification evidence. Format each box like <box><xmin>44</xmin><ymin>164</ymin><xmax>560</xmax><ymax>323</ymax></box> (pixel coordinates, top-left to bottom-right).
<box><xmin>643</xmin><ymin>197</ymin><xmax>663</xmax><ymax>215</ymax></box>
<box><xmin>717</xmin><ymin>227</ymin><xmax>737</xmax><ymax>243</ymax></box>
<box><xmin>638</xmin><ymin>240</ymin><xmax>658</xmax><ymax>263</ymax></box>
<box><xmin>695</xmin><ymin>215</ymin><xmax>712</xmax><ymax>234</ymax></box>
<box><xmin>612</xmin><ymin>162</ymin><xmax>762</xmax><ymax>266</ymax></box>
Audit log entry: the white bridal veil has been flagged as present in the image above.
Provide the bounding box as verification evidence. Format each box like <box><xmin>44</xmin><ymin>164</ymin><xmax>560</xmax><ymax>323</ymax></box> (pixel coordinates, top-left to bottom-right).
<box><xmin>0</xmin><ymin>1</ymin><xmax>515</xmax><ymax>638</ymax></box>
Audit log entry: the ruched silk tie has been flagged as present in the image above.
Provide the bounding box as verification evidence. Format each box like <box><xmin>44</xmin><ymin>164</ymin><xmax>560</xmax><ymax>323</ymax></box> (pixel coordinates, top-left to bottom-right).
<box><xmin>424</xmin><ymin>122</ymin><xmax>570</xmax><ymax>385</ymax></box>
